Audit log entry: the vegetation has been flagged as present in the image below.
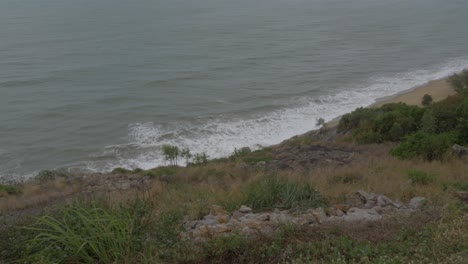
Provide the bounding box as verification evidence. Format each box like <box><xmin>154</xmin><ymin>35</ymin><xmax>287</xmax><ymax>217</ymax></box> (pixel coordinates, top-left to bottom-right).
<box><xmin>241</xmin><ymin>176</ymin><xmax>327</xmax><ymax>210</ymax></box>
<box><xmin>1</xmin><ymin>72</ymin><xmax>468</xmax><ymax>263</ymax></box>
<box><xmin>422</xmin><ymin>94</ymin><xmax>433</xmax><ymax>106</ymax></box>
<box><xmin>0</xmin><ymin>184</ymin><xmax>21</xmax><ymax>197</ymax></box>
<box><xmin>338</xmin><ymin>72</ymin><xmax>468</xmax><ymax>160</ymax></box>
<box><xmin>407</xmin><ymin>169</ymin><xmax>434</xmax><ymax>185</ymax></box>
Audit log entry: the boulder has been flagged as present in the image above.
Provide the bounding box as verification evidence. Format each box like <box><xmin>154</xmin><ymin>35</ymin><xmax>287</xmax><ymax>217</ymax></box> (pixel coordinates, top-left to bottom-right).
<box><xmin>308</xmin><ymin>208</ymin><xmax>327</xmax><ymax>224</ymax></box>
<box><xmin>239</xmin><ymin>205</ymin><xmax>253</xmax><ymax>213</ymax></box>
<box><xmin>341</xmin><ymin>207</ymin><xmax>382</xmax><ymax>222</ymax></box>
<box><xmin>452</xmin><ymin>144</ymin><xmax>468</xmax><ymax>157</ymax></box>
<box><xmin>210</xmin><ymin>205</ymin><xmax>228</xmax><ymax>216</ymax></box>
<box><xmin>408</xmin><ymin>197</ymin><xmax>426</xmax><ymax>210</ymax></box>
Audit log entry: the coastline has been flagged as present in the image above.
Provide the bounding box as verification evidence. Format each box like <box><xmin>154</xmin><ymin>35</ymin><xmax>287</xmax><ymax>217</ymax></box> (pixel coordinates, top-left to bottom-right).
<box><xmin>325</xmin><ymin>76</ymin><xmax>456</xmax><ymax>128</ymax></box>
<box><xmin>371</xmin><ymin>78</ymin><xmax>456</xmax><ymax>108</ymax></box>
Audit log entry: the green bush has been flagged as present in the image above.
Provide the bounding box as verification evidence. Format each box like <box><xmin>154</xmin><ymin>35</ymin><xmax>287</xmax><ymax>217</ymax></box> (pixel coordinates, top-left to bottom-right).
<box><xmin>391</xmin><ymin>132</ymin><xmax>455</xmax><ymax>160</ymax></box>
<box><xmin>35</xmin><ymin>170</ymin><xmax>69</xmax><ymax>181</ymax></box>
<box><xmin>338</xmin><ymin>103</ymin><xmax>424</xmax><ymax>143</ymax></box>
<box><xmin>242</xmin><ymin>176</ymin><xmax>326</xmax><ymax>210</ymax></box>
<box><xmin>0</xmin><ymin>184</ymin><xmax>21</xmax><ymax>197</ymax></box>
<box><xmin>407</xmin><ymin>170</ymin><xmax>434</xmax><ymax>185</ymax></box>
<box><xmin>422</xmin><ymin>94</ymin><xmax>433</xmax><ymax>106</ymax></box>
<box><xmin>448</xmin><ymin>69</ymin><xmax>468</xmax><ymax>94</ymax></box>
<box><xmin>24</xmin><ymin>202</ymin><xmax>149</xmax><ymax>263</ymax></box>
<box><xmin>431</xmin><ymin>95</ymin><xmax>464</xmax><ymax>134</ymax></box>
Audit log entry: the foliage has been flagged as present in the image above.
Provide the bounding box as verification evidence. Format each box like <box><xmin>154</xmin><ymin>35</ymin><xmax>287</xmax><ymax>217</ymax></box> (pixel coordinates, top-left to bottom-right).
<box><xmin>190</xmin><ymin>152</ymin><xmax>209</xmax><ymax>166</ymax></box>
<box><xmin>24</xmin><ymin>201</ymin><xmax>150</xmax><ymax>263</ymax></box>
<box><xmin>180</xmin><ymin>147</ymin><xmax>192</xmax><ymax>164</ymax></box>
<box><xmin>422</xmin><ymin>94</ymin><xmax>433</xmax><ymax>106</ymax></box>
<box><xmin>448</xmin><ymin>69</ymin><xmax>468</xmax><ymax>94</ymax></box>
<box><xmin>35</xmin><ymin>170</ymin><xmax>69</xmax><ymax>181</ymax></box>
<box><xmin>316</xmin><ymin>117</ymin><xmax>326</xmax><ymax>127</ymax></box>
<box><xmin>144</xmin><ymin>166</ymin><xmax>180</xmax><ymax>178</ymax></box>
<box><xmin>242</xmin><ymin>176</ymin><xmax>327</xmax><ymax>210</ymax></box>
<box><xmin>0</xmin><ymin>184</ymin><xmax>21</xmax><ymax>197</ymax></box>
<box><xmin>338</xmin><ymin>103</ymin><xmax>424</xmax><ymax>143</ymax></box>
<box><xmin>391</xmin><ymin>131</ymin><xmax>455</xmax><ymax>160</ymax></box>
<box><xmin>162</xmin><ymin>144</ymin><xmax>180</xmax><ymax>166</ymax></box>
<box><xmin>407</xmin><ymin>169</ymin><xmax>434</xmax><ymax>185</ymax></box>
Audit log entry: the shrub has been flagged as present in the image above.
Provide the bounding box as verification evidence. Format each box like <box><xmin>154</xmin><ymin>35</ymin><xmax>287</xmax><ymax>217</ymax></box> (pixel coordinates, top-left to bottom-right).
<box><xmin>448</xmin><ymin>69</ymin><xmax>468</xmax><ymax>94</ymax></box>
<box><xmin>35</xmin><ymin>170</ymin><xmax>69</xmax><ymax>181</ymax></box>
<box><xmin>338</xmin><ymin>103</ymin><xmax>424</xmax><ymax>143</ymax></box>
<box><xmin>229</xmin><ymin>147</ymin><xmax>252</xmax><ymax>160</ymax></box>
<box><xmin>144</xmin><ymin>166</ymin><xmax>179</xmax><ymax>178</ymax></box>
<box><xmin>180</xmin><ymin>147</ymin><xmax>192</xmax><ymax>164</ymax></box>
<box><xmin>24</xmin><ymin>201</ymin><xmax>149</xmax><ymax>263</ymax></box>
<box><xmin>422</xmin><ymin>94</ymin><xmax>433</xmax><ymax>106</ymax></box>
<box><xmin>431</xmin><ymin>95</ymin><xmax>464</xmax><ymax>133</ymax></box>
<box><xmin>190</xmin><ymin>152</ymin><xmax>209</xmax><ymax>166</ymax></box>
<box><xmin>316</xmin><ymin>117</ymin><xmax>325</xmax><ymax>127</ymax></box>
<box><xmin>242</xmin><ymin>176</ymin><xmax>326</xmax><ymax>210</ymax></box>
<box><xmin>0</xmin><ymin>184</ymin><xmax>21</xmax><ymax>197</ymax></box>
<box><xmin>111</xmin><ymin>167</ymin><xmax>133</xmax><ymax>174</ymax></box>
<box><xmin>407</xmin><ymin>170</ymin><xmax>434</xmax><ymax>185</ymax></box>
<box><xmin>162</xmin><ymin>145</ymin><xmax>180</xmax><ymax>165</ymax></box>
<box><xmin>391</xmin><ymin>132</ymin><xmax>455</xmax><ymax>160</ymax></box>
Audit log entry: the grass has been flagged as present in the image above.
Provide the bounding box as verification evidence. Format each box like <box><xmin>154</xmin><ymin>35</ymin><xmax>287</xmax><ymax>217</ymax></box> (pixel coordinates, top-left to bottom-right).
<box><xmin>0</xmin><ymin>184</ymin><xmax>21</xmax><ymax>197</ymax></box>
<box><xmin>1</xmin><ymin>85</ymin><xmax>468</xmax><ymax>262</ymax></box>
<box><xmin>23</xmin><ymin>201</ymin><xmax>150</xmax><ymax>263</ymax></box>
<box><xmin>241</xmin><ymin>176</ymin><xmax>327</xmax><ymax>210</ymax></box>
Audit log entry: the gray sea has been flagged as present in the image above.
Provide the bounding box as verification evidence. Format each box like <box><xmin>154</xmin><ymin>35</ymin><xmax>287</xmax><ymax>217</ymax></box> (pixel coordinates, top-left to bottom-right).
<box><xmin>1</xmin><ymin>0</ymin><xmax>468</xmax><ymax>182</ymax></box>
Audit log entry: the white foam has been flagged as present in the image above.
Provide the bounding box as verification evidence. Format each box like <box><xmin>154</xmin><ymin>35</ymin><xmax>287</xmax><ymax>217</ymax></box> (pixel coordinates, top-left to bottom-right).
<box><xmin>84</xmin><ymin>57</ymin><xmax>468</xmax><ymax>172</ymax></box>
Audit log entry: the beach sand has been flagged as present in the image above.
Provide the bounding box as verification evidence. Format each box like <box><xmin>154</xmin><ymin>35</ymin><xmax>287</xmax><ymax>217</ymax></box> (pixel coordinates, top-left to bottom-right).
<box><xmin>372</xmin><ymin>78</ymin><xmax>456</xmax><ymax>108</ymax></box>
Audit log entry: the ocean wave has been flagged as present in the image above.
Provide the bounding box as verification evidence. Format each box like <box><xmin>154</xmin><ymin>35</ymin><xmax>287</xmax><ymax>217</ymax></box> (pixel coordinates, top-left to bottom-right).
<box><xmin>81</xmin><ymin>56</ymin><xmax>468</xmax><ymax>172</ymax></box>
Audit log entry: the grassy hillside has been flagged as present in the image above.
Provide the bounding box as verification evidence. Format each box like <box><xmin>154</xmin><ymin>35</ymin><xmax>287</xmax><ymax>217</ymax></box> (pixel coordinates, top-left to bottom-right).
<box><xmin>0</xmin><ymin>72</ymin><xmax>467</xmax><ymax>263</ymax></box>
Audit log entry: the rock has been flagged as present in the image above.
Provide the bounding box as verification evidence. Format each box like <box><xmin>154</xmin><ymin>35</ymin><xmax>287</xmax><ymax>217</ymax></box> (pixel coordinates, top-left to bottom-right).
<box><xmin>217</xmin><ymin>214</ymin><xmax>230</xmax><ymax>224</ymax></box>
<box><xmin>200</xmin><ymin>214</ymin><xmax>218</xmax><ymax>226</ymax></box>
<box><xmin>255</xmin><ymin>161</ymin><xmax>267</xmax><ymax>168</ymax></box>
<box><xmin>341</xmin><ymin>207</ymin><xmax>382</xmax><ymax>222</ymax></box>
<box><xmin>239</xmin><ymin>205</ymin><xmax>253</xmax><ymax>213</ymax></box>
<box><xmin>210</xmin><ymin>205</ymin><xmax>228</xmax><ymax>216</ymax></box>
<box><xmin>457</xmin><ymin>192</ymin><xmax>468</xmax><ymax>203</ymax></box>
<box><xmin>377</xmin><ymin>195</ymin><xmax>393</xmax><ymax>207</ymax></box>
<box><xmin>452</xmin><ymin>144</ymin><xmax>468</xmax><ymax>157</ymax></box>
<box><xmin>408</xmin><ymin>197</ymin><xmax>426</xmax><ymax>209</ymax></box>
<box><xmin>309</xmin><ymin>208</ymin><xmax>327</xmax><ymax>224</ymax></box>
<box><xmin>256</xmin><ymin>214</ymin><xmax>270</xmax><ymax>221</ymax></box>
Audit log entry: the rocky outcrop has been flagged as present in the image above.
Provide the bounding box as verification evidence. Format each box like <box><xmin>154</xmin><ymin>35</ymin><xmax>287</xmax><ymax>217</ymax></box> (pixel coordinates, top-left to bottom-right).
<box><xmin>268</xmin><ymin>145</ymin><xmax>357</xmax><ymax>170</ymax></box>
<box><xmin>452</xmin><ymin>144</ymin><xmax>468</xmax><ymax>157</ymax></box>
<box><xmin>184</xmin><ymin>191</ymin><xmax>426</xmax><ymax>241</ymax></box>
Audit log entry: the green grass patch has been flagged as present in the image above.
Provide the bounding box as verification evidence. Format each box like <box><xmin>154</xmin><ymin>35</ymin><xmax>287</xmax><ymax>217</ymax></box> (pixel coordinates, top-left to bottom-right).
<box><xmin>407</xmin><ymin>169</ymin><xmax>434</xmax><ymax>185</ymax></box>
<box><xmin>23</xmin><ymin>201</ymin><xmax>150</xmax><ymax>263</ymax></box>
<box><xmin>242</xmin><ymin>176</ymin><xmax>327</xmax><ymax>210</ymax></box>
<box><xmin>0</xmin><ymin>184</ymin><xmax>21</xmax><ymax>197</ymax></box>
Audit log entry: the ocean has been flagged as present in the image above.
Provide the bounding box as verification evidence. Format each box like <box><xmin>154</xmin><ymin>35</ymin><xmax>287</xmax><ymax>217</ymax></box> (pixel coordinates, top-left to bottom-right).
<box><xmin>1</xmin><ymin>0</ymin><xmax>468</xmax><ymax>182</ymax></box>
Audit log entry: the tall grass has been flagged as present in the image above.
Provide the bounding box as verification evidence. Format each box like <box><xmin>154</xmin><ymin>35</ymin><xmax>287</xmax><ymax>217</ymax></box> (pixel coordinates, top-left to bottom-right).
<box><xmin>242</xmin><ymin>176</ymin><xmax>327</xmax><ymax>210</ymax></box>
<box><xmin>24</xmin><ymin>201</ymin><xmax>149</xmax><ymax>263</ymax></box>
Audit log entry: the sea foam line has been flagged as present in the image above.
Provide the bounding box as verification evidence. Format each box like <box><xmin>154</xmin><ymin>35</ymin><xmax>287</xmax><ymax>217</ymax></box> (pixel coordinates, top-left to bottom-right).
<box><xmin>82</xmin><ymin>56</ymin><xmax>468</xmax><ymax>172</ymax></box>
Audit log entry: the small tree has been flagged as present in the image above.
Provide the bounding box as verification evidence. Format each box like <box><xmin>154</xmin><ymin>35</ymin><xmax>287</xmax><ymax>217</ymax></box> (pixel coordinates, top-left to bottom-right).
<box><xmin>422</xmin><ymin>94</ymin><xmax>433</xmax><ymax>106</ymax></box>
<box><xmin>191</xmin><ymin>152</ymin><xmax>208</xmax><ymax>165</ymax></box>
<box><xmin>180</xmin><ymin>148</ymin><xmax>192</xmax><ymax>164</ymax></box>
<box><xmin>316</xmin><ymin>117</ymin><xmax>325</xmax><ymax>127</ymax></box>
<box><xmin>161</xmin><ymin>145</ymin><xmax>180</xmax><ymax>166</ymax></box>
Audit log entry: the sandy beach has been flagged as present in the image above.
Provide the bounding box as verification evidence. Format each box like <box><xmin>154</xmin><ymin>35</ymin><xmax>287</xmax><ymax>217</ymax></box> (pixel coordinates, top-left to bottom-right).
<box><xmin>372</xmin><ymin>78</ymin><xmax>456</xmax><ymax>107</ymax></box>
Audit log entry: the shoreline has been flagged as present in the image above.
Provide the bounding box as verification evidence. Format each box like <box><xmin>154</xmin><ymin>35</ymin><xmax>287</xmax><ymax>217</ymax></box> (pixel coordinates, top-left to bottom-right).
<box><xmin>325</xmin><ymin>76</ymin><xmax>456</xmax><ymax>128</ymax></box>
